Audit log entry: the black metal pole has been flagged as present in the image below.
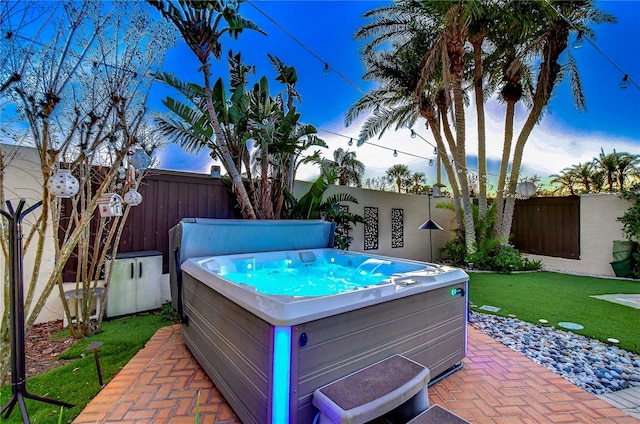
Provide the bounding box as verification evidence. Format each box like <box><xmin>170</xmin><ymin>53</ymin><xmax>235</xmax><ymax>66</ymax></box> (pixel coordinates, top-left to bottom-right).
<box><xmin>0</xmin><ymin>199</ymin><xmax>73</xmax><ymax>423</ymax></box>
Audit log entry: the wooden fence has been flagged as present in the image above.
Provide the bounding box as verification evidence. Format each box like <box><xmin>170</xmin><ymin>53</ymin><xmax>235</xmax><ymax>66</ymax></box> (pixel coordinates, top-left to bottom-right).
<box><xmin>511</xmin><ymin>196</ymin><xmax>580</xmax><ymax>259</ymax></box>
<box><xmin>62</xmin><ymin>170</ymin><xmax>239</xmax><ymax>280</ymax></box>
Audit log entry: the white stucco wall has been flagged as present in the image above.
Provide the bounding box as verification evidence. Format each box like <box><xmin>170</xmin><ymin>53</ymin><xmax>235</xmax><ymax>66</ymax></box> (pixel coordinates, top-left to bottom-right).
<box><xmin>0</xmin><ymin>144</ymin><xmax>63</xmax><ymax>323</ymax></box>
<box><xmin>293</xmin><ymin>181</ymin><xmax>457</xmax><ymax>263</ymax></box>
<box><xmin>525</xmin><ymin>193</ymin><xmax>632</xmax><ymax>277</ymax></box>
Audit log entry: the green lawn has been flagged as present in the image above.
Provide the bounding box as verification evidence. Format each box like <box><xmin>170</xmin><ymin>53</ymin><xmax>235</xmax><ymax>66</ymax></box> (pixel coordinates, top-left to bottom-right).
<box><xmin>468</xmin><ymin>271</ymin><xmax>640</xmax><ymax>354</ymax></box>
<box><xmin>0</xmin><ymin>312</ymin><xmax>172</xmax><ymax>423</ymax></box>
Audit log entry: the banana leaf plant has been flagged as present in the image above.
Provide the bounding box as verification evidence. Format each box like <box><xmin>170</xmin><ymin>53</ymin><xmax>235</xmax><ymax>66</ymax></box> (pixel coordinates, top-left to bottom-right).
<box><xmin>286</xmin><ymin>171</ymin><xmax>366</xmax><ymax>250</ymax></box>
<box><xmin>155</xmin><ymin>50</ymin><xmax>326</xmax><ymax>218</ymax></box>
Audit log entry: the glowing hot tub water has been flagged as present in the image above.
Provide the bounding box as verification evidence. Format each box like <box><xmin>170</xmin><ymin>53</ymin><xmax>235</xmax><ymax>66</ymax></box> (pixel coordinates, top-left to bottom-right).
<box><xmin>205</xmin><ymin>251</ymin><xmax>442</xmax><ymax>296</ymax></box>
<box><xmin>170</xmin><ymin>219</ymin><xmax>468</xmax><ymax>424</ymax></box>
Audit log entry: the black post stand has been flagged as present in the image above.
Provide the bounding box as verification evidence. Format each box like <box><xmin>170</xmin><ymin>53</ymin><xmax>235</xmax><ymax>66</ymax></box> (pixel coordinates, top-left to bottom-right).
<box><xmin>0</xmin><ymin>199</ymin><xmax>74</xmax><ymax>423</ymax></box>
<box><xmin>419</xmin><ymin>194</ymin><xmax>443</xmax><ymax>262</ymax></box>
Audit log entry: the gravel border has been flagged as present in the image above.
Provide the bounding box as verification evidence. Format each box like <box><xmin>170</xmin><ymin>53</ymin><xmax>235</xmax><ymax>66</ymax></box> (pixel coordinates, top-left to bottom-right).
<box><xmin>469</xmin><ymin>311</ymin><xmax>640</xmax><ymax>394</ymax></box>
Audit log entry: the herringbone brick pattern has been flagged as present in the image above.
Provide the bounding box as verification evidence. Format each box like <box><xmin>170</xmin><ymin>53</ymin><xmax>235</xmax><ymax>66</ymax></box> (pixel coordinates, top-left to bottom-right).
<box><xmin>73</xmin><ymin>324</ymin><xmax>639</xmax><ymax>423</ymax></box>
<box><xmin>429</xmin><ymin>329</ymin><xmax>639</xmax><ymax>423</ymax></box>
<box><xmin>73</xmin><ymin>325</ymin><xmax>238</xmax><ymax>424</ymax></box>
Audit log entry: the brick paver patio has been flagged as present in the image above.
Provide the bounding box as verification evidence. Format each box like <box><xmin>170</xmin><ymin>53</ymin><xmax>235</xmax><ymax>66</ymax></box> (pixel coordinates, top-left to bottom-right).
<box><xmin>73</xmin><ymin>324</ymin><xmax>639</xmax><ymax>423</ymax></box>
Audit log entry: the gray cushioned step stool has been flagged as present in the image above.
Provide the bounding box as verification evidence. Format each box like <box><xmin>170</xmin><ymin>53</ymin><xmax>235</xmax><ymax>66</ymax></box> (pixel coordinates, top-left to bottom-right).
<box><xmin>312</xmin><ymin>354</ymin><xmax>430</xmax><ymax>424</ymax></box>
<box><xmin>407</xmin><ymin>405</ymin><xmax>471</xmax><ymax>424</ymax></box>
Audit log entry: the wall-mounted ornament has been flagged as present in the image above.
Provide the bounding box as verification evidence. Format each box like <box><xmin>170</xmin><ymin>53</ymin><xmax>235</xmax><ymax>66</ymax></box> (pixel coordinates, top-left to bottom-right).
<box><xmin>364</xmin><ymin>206</ymin><xmax>379</xmax><ymax>250</ymax></box>
<box><xmin>97</xmin><ymin>193</ymin><xmax>123</xmax><ymax>217</ymax></box>
<box><xmin>391</xmin><ymin>208</ymin><xmax>404</xmax><ymax>248</ymax></box>
<box><xmin>47</xmin><ymin>169</ymin><xmax>79</xmax><ymax>198</ymax></box>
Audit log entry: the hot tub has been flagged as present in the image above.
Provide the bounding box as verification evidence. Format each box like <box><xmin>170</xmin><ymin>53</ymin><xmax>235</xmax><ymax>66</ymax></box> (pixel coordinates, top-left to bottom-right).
<box><xmin>170</xmin><ymin>219</ymin><xmax>468</xmax><ymax>424</ymax></box>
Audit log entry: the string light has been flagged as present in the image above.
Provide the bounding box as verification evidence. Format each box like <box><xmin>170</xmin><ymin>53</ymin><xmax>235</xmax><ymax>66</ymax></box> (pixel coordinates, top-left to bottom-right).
<box><xmin>247</xmin><ymin>1</ymin><xmax>367</xmax><ymax>95</ymax></box>
<box><xmin>620</xmin><ymin>75</ymin><xmax>630</xmax><ymax>89</ymax></box>
<box><xmin>545</xmin><ymin>0</ymin><xmax>639</xmax><ymax>90</ymax></box>
<box><xmin>323</xmin><ymin>63</ymin><xmax>330</xmax><ymax>78</ymax></box>
<box><xmin>407</xmin><ymin>129</ymin><xmax>438</xmax><ymax>150</ymax></box>
<box><xmin>317</xmin><ymin>128</ymin><xmax>430</xmax><ymax>160</ymax></box>
<box><xmin>572</xmin><ymin>32</ymin><xmax>584</xmax><ymax>49</ymax></box>
<box><xmin>393</xmin><ymin>150</ymin><xmax>398</xmax><ymax>157</ymax></box>
<box><xmin>348</xmin><ymin>138</ymin><xmax>353</xmax><ymax>146</ymax></box>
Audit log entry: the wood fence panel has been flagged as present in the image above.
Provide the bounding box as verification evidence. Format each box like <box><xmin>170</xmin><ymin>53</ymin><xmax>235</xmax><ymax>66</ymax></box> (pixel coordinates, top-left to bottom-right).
<box><xmin>62</xmin><ymin>170</ymin><xmax>239</xmax><ymax>280</ymax></box>
<box><xmin>511</xmin><ymin>196</ymin><xmax>580</xmax><ymax>259</ymax></box>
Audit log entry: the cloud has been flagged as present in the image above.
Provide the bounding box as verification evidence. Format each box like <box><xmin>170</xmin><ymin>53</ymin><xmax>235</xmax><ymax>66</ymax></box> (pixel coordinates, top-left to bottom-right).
<box><xmin>295</xmin><ymin>96</ymin><xmax>639</xmax><ymax>184</ymax></box>
<box><xmin>157</xmin><ymin>97</ymin><xmax>639</xmax><ymax>186</ymax></box>
<box><xmin>155</xmin><ymin>144</ymin><xmax>216</xmax><ymax>174</ymax></box>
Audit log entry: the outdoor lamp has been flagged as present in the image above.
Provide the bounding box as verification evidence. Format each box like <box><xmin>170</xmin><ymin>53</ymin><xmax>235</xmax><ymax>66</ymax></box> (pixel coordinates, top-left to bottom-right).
<box><xmin>419</xmin><ymin>191</ymin><xmax>444</xmax><ymax>262</ymax></box>
<box><xmin>516</xmin><ymin>181</ymin><xmax>537</xmax><ymax>199</ymax></box>
<box><xmin>123</xmin><ymin>189</ymin><xmax>143</xmax><ymax>206</ymax></box>
<box><xmin>128</xmin><ymin>149</ymin><xmax>152</xmax><ymax>170</ymax></box>
<box><xmin>47</xmin><ymin>169</ymin><xmax>80</xmax><ymax>198</ymax></box>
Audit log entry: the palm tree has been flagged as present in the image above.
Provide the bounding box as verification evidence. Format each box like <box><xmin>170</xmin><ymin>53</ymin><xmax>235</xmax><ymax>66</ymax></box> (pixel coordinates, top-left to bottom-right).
<box><xmin>349</xmin><ymin>3</ymin><xmax>464</xmax><ymax>228</ymax></box>
<box><xmin>386</xmin><ymin>164</ymin><xmax>411</xmax><ymax>193</ymax></box>
<box><xmin>320</xmin><ymin>148</ymin><xmax>366</xmax><ymax>187</ymax></box>
<box><xmin>571</xmin><ymin>162</ymin><xmax>596</xmax><ymax>193</ymax></box>
<box><xmin>408</xmin><ymin>172</ymin><xmax>427</xmax><ymax>194</ymax></box>
<box><xmin>616</xmin><ymin>153</ymin><xmax>639</xmax><ymax>191</ymax></box>
<box><xmin>549</xmin><ymin>168</ymin><xmax>577</xmax><ymax>195</ymax></box>
<box><xmin>349</xmin><ymin>0</ymin><xmax>614</xmax><ymax>255</ymax></box>
<box><xmin>498</xmin><ymin>0</ymin><xmax>615</xmax><ymax>240</ymax></box>
<box><xmin>596</xmin><ymin>148</ymin><xmax>619</xmax><ymax>191</ymax></box>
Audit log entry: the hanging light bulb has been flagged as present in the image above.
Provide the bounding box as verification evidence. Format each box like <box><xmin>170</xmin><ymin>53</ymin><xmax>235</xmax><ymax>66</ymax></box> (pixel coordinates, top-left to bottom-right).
<box><xmin>410</xmin><ymin>129</ymin><xmax>417</xmax><ymax>139</ymax></box>
<box><xmin>429</xmin><ymin>159</ymin><xmax>434</xmax><ymax>166</ymax></box>
<box><xmin>620</xmin><ymin>74</ymin><xmax>630</xmax><ymax>89</ymax></box>
<box><xmin>323</xmin><ymin>63</ymin><xmax>330</xmax><ymax>77</ymax></box>
<box><xmin>373</xmin><ymin>104</ymin><xmax>380</xmax><ymax>115</ymax></box>
<box><xmin>572</xmin><ymin>32</ymin><xmax>584</xmax><ymax>49</ymax></box>
<box><xmin>393</xmin><ymin>150</ymin><xmax>398</xmax><ymax>157</ymax></box>
<box><xmin>433</xmin><ymin>147</ymin><xmax>438</xmax><ymax>155</ymax></box>
<box><xmin>47</xmin><ymin>169</ymin><xmax>79</xmax><ymax>198</ymax></box>
<box><xmin>348</xmin><ymin>138</ymin><xmax>353</xmax><ymax>146</ymax></box>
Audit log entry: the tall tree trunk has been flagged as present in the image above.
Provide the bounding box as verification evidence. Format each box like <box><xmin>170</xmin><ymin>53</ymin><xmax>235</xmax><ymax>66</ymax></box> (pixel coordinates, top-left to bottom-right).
<box><xmin>471</xmin><ymin>37</ymin><xmax>488</xmax><ymax>218</ymax></box>
<box><xmin>201</xmin><ymin>63</ymin><xmax>257</xmax><ymax>219</ymax></box>
<box><xmin>499</xmin><ymin>19</ymin><xmax>569</xmax><ymax>240</ymax></box>
<box><xmin>493</xmin><ymin>100</ymin><xmax>516</xmax><ymax>239</ymax></box>
<box><xmin>436</xmin><ymin>103</ymin><xmax>463</xmax><ymax>229</ymax></box>
<box><xmin>452</xmin><ymin>80</ymin><xmax>476</xmax><ymax>255</ymax></box>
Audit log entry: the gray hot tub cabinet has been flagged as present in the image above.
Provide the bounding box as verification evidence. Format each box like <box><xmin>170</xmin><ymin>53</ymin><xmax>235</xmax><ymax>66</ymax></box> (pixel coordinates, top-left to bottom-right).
<box><xmin>170</xmin><ymin>219</ymin><xmax>468</xmax><ymax>424</ymax></box>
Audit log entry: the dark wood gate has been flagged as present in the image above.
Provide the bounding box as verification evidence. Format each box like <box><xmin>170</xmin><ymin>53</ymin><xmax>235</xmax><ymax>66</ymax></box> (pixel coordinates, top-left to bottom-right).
<box><xmin>511</xmin><ymin>196</ymin><xmax>580</xmax><ymax>259</ymax></box>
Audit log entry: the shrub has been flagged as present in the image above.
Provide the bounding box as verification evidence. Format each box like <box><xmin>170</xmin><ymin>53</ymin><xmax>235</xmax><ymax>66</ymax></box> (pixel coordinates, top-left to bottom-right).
<box><xmin>441</xmin><ymin>234</ymin><xmax>542</xmax><ymax>273</ymax></box>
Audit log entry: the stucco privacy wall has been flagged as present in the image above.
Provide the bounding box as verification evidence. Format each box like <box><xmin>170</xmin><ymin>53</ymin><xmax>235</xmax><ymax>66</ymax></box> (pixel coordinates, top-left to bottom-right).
<box><xmin>0</xmin><ymin>144</ymin><xmax>62</xmax><ymax>324</ymax></box>
<box><xmin>292</xmin><ymin>181</ymin><xmax>457</xmax><ymax>263</ymax></box>
<box><xmin>525</xmin><ymin>193</ymin><xmax>632</xmax><ymax>278</ymax></box>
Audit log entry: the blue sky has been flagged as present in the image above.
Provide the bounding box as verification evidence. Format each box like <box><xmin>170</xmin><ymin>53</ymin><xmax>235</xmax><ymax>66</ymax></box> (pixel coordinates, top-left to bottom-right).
<box><xmin>153</xmin><ymin>0</ymin><xmax>640</xmax><ymax>187</ymax></box>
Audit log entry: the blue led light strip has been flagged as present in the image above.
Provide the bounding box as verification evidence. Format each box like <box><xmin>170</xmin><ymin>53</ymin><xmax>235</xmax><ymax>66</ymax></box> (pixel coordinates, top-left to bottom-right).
<box><xmin>272</xmin><ymin>326</ymin><xmax>292</xmax><ymax>423</ymax></box>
